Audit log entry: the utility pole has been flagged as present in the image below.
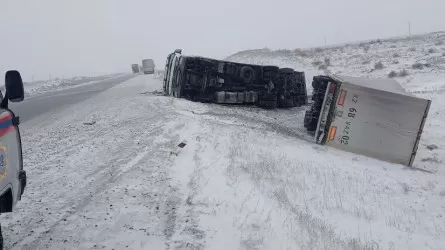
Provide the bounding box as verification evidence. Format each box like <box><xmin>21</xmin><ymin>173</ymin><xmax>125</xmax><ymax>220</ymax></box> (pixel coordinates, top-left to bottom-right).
<box><xmin>408</xmin><ymin>22</ymin><xmax>411</xmax><ymax>36</ymax></box>
<box><xmin>324</xmin><ymin>36</ymin><xmax>327</xmax><ymax>47</ymax></box>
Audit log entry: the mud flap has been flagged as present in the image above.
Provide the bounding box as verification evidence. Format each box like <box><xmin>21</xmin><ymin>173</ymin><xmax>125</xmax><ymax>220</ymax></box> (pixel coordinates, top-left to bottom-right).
<box><xmin>19</xmin><ymin>170</ymin><xmax>26</xmax><ymax>198</ymax></box>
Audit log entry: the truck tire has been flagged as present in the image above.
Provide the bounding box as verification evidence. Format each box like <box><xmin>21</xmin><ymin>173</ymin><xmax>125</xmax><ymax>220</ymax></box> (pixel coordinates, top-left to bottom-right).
<box><xmin>278</xmin><ymin>98</ymin><xmax>294</xmax><ymax>108</ymax></box>
<box><xmin>258</xmin><ymin>95</ymin><xmax>277</xmax><ymax>109</ymax></box>
<box><xmin>263</xmin><ymin>66</ymin><xmax>279</xmax><ymax>82</ymax></box>
<box><xmin>307</xmin><ymin>119</ymin><xmax>318</xmax><ymax>132</ymax></box>
<box><xmin>306</xmin><ymin>109</ymin><xmax>320</xmax><ymax>131</ymax></box>
<box><xmin>240</xmin><ymin>66</ymin><xmax>255</xmax><ymax>83</ymax></box>
<box><xmin>312</xmin><ymin>79</ymin><xmax>329</xmax><ymax>90</ymax></box>
<box><xmin>304</xmin><ymin>110</ymin><xmax>312</xmax><ymax>127</ymax></box>
<box><xmin>296</xmin><ymin>94</ymin><xmax>306</xmax><ymax>107</ymax></box>
<box><xmin>312</xmin><ymin>90</ymin><xmax>325</xmax><ymax>102</ymax></box>
<box><xmin>279</xmin><ymin>68</ymin><xmax>294</xmax><ymax>74</ymax></box>
<box><xmin>293</xmin><ymin>96</ymin><xmax>302</xmax><ymax>106</ymax></box>
<box><xmin>311</xmin><ymin>80</ymin><xmax>318</xmax><ymax>89</ymax></box>
<box><xmin>259</xmin><ymin>100</ymin><xmax>277</xmax><ymax>109</ymax></box>
<box><xmin>263</xmin><ymin>66</ymin><xmax>279</xmax><ymax>72</ymax></box>
<box><xmin>304</xmin><ymin>110</ymin><xmax>319</xmax><ymax>132</ymax></box>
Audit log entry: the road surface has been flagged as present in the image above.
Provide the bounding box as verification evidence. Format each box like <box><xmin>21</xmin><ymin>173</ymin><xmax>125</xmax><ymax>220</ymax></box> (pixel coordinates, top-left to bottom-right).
<box><xmin>9</xmin><ymin>74</ymin><xmax>136</xmax><ymax>123</ymax></box>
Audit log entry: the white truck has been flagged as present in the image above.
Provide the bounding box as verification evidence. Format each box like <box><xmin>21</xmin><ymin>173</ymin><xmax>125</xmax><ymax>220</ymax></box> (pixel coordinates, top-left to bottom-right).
<box><xmin>0</xmin><ymin>70</ymin><xmax>26</xmax><ymax>249</ymax></box>
<box><xmin>305</xmin><ymin>75</ymin><xmax>431</xmax><ymax>166</ymax></box>
<box><xmin>141</xmin><ymin>59</ymin><xmax>155</xmax><ymax>74</ymax></box>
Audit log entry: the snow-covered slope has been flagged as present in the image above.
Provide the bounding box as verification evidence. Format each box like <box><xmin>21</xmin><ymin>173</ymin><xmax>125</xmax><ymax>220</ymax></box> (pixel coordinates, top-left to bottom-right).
<box><xmin>227</xmin><ymin>31</ymin><xmax>445</xmax><ymax>97</ymax></box>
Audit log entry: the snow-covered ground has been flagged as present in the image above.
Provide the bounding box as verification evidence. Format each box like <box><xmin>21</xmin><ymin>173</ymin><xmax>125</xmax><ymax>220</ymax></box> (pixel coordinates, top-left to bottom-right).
<box><xmin>226</xmin><ymin>31</ymin><xmax>445</xmax><ymax>98</ymax></box>
<box><xmin>2</xmin><ymin>32</ymin><xmax>445</xmax><ymax>250</ymax></box>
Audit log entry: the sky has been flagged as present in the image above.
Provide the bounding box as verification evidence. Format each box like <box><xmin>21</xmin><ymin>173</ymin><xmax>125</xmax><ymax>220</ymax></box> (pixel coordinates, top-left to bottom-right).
<box><xmin>0</xmin><ymin>0</ymin><xmax>444</xmax><ymax>82</ymax></box>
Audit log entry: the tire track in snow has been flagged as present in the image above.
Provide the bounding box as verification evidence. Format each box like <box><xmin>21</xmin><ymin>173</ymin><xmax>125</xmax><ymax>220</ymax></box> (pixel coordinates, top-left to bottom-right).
<box><xmin>6</xmin><ymin>93</ymin><xmax>175</xmax><ymax>249</ymax></box>
<box><xmin>11</xmin><ymin>120</ymin><xmax>167</xmax><ymax>249</ymax></box>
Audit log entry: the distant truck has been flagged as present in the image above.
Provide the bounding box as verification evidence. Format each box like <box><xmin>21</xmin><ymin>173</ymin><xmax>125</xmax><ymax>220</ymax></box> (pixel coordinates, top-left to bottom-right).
<box><xmin>131</xmin><ymin>64</ymin><xmax>140</xmax><ymax>74</ymax></box>
<box><xmin>141</xmin><ymin>59</ymin><xmax>155</xmax><ymax>74</ymax></box>
<box><xmin>304</xmin><ymin>75</ymin><xmax>431</xmax><ymax>166</ymax></box>
<box><xmin>162</xmin><ymin>49</ymin><xmax>307</xmax><ymax>109</ymax></box>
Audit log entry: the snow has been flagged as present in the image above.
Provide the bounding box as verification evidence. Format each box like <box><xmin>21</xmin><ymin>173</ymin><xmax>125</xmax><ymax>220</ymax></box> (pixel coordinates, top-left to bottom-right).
<box><xmin>2</xmin><ymin>32</ymin><xmax>445</xmax><ymax>249</ymax></box>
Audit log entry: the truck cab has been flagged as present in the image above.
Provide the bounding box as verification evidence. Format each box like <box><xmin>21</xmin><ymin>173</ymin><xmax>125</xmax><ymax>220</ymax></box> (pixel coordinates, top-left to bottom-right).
<box><xmin>0</xmin><ymin>70</ymin><xmax>26</xmax><ymax>248</ymax></box>
<box><xmin>163</xmin><ymin>49</ymin><xmax>182</xmax><ymax>97</ymax></box>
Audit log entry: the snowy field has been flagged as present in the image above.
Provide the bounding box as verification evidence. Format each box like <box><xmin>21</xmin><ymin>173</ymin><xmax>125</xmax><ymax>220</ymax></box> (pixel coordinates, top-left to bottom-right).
<box><xmin>2</xmin><ymin>32</ymin><xmax>445</xmax><ymax>250</ymax></box>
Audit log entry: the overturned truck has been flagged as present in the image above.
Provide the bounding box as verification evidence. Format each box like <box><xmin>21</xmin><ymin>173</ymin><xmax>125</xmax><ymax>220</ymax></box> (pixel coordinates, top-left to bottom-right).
<box><xmin>304</xmin><ymin>75</ymin><xmax>431</xmax><ymax>166</ymax></box>
<box><xmin>162</xmin><ymin>49</ymin><xmax>307</xmax><ymax>109</ymax></box>
<box><xmin>162</xmin><ymin>49</ymin><xmax>431</xmax><ymax>166</ymax></box>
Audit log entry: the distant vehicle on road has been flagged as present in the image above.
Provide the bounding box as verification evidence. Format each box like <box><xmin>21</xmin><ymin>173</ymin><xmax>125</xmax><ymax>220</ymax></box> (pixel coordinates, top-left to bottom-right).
<box><xmin>142</xmin><ymin>59</ymin><xmax>155</xmax><ymax>74</ymax></box>
<box><xmin>131</xmin><ymin>64</ymin><xmax>140</xmax><ymax>74</ymax></box>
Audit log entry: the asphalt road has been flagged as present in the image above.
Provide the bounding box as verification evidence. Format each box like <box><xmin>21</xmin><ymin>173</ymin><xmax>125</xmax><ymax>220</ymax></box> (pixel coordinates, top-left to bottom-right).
<box><xmin>8</xmin><ymin>74</ymin><xmax>136</xmax><ymax>124</ymax></box>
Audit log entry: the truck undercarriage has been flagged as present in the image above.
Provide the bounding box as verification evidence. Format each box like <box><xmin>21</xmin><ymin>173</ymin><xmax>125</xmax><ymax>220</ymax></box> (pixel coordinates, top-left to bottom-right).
<box><xmin>163</xmin><ymin>50</ymin><xmax>308</xmax><ymax>109</ymax></box>
<box><xmin>304</xmin><ymin>75</ymin><xmax>335</xmax><ymax>133</ymax></box>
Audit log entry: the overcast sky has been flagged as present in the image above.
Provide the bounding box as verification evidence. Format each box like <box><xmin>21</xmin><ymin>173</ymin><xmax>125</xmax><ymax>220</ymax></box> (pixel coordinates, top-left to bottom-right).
<box><xmin>0</xmin><ymin>0</ymin><xmax>444</xmax><ymax>81</ymax></box>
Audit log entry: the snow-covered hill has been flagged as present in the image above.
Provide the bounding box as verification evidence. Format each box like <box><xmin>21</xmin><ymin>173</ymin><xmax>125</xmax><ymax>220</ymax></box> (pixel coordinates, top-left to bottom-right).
<box><xmin>226</xmin><ymin>31</ymin><xmax>445</xmax><ymax>96</ymax></box>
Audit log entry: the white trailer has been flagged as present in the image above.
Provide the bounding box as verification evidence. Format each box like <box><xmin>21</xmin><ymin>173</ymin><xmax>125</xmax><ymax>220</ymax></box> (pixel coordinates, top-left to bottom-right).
<box><xmin>313</xmin><ymin>75</ymin><xmax>431</xmax><ymax>166</ymax></box>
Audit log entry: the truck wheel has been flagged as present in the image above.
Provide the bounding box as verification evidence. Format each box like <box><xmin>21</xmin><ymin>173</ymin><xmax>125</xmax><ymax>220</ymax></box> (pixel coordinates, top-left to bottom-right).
<box><xmin>279</xmin><ymin>68</ymin><xmax>294</xmax><ymax>74</ymax></box>
<box><xmin>313</xmin><ymin>76</ymin><xmax>331</xmax><ymax>83</ymax></box>
<box><xmin>263</xmin><ymin>66</ymin><xmax>279</xmax><ymax>72</ymax></box>
<box><xmin>296</xmin><ymin>96</ymin><xmax>307</xmax><ymax>106</ymax></box>
<box><xmin>304</xmin><ymin>109</ymin><xmax>320</xmax><ymax>132</ymax></box>
<box><xmin>312</xmin><ymin>80</ymin><xmax>329</xmax><ymax>90</ymax></box>
<box><xmin>259</xmin><ymin>100</ymin><xmax>277</xmax><ymax>109</ymax></box>
<box><xmin>306</xmin><ymin>115</ymin><xmax>319</xmax><ymax>132</ymax></box>
<box><xmin>258</xmin><ymin>95</ymin><xmax>277</xmax><ymax>109</ymax></box>
<box><xmin>293</xmin><ymin>96</ymin><xmax>302</xmax><ymax>106</ymax></box>
<box><xmin>304</xmin><ymin>110</ymin><xmax>312</xmax><ymax>127</ymax></box>
<box><xmin>312</xmin><ymin>91</ymin><xmax>325</xmax><ymax>102</ymax></box>
<box><xmin>311</xmin><ymin>80</ymin><xmax>318</xmax><ymax>89</ymax></box>
<box><xmin>240</xmin><ymin>66</ymin><xmax>255</xmax><ymax>83</ymax></box>
<box><xmin>263</xmin><ymin>67</ymin><xmax>278</xmax><ymax>80</ymax></box>
<box><xmin>307</xmin><ymin>121</ymin><xmax>318</xmax><ymax>132</ymax></box>
<box><xmin>304</xmin><ymin>110</ymin><xmax>319</xmax><ymax>132</ymax></box>
<box><xmin>278</xmin><ymin>98</ymin><xmax>294</xmax><ymax>108</ymax></box>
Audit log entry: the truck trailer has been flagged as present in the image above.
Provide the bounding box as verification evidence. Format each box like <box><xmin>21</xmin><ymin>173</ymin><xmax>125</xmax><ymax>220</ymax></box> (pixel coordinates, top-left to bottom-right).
<box><xmin>163</xmin><ymin>49</ymin><xmax>307</xmax><ymax>109</ymax></box>
<box><xmin>304</xmin><ymin>75</ymin><xmax>431</xmax><ymax>166</ymax></box>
